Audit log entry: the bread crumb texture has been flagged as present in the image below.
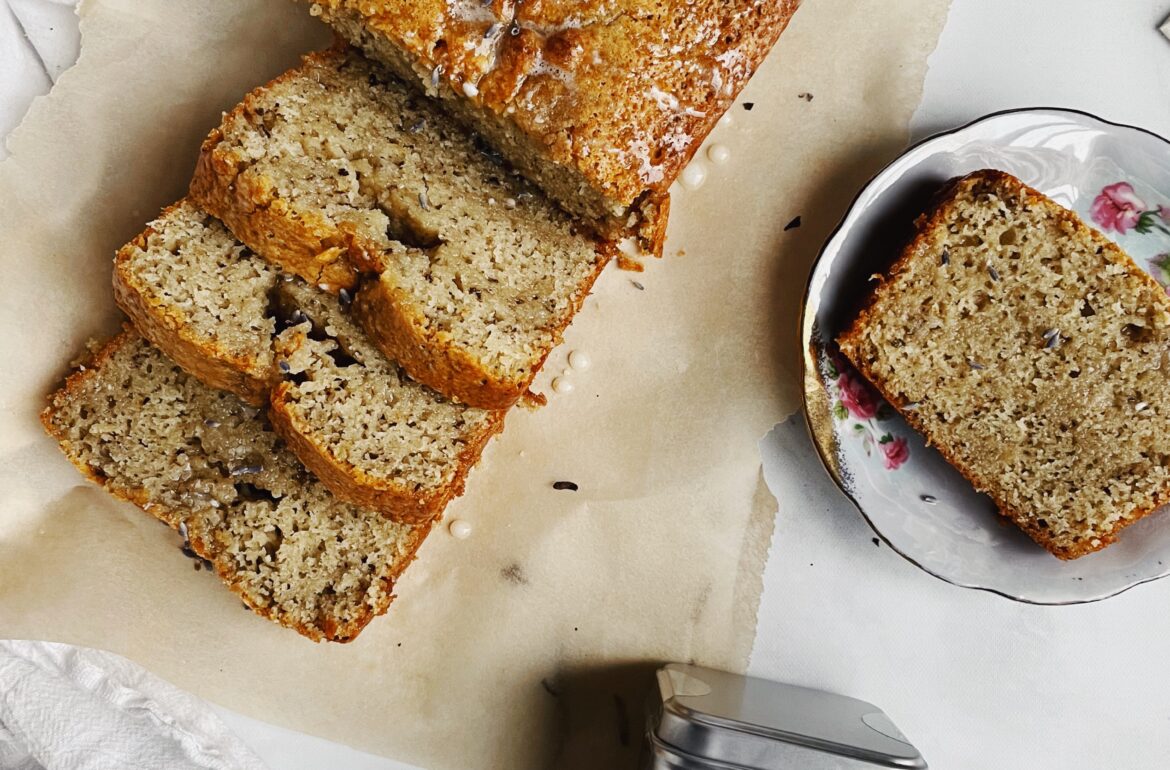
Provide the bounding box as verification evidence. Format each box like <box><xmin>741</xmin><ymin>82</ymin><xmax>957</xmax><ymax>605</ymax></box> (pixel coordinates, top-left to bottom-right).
<box><xmin>42</xmin><ymin>331</ymin><xmax>427</xmax><ymax>641</ymax></box>
<box><xmin>191</xmin><ymin>47</ymin><xmax>605</xmax><ymax>408</ymax></box>
<box><xmin>116</xmin><ymin>200</ymin><xmax>503</xmax><ymax>523</ymax></box>
<box><xmin>839</xmin><ymin>170</ymin><xmax>1170</xmax><ymax>559</ymax></box>
<box><xmin>122</xmin><ymin>203</ymin><xmax>276</xmax><ymax>374</ymax></box>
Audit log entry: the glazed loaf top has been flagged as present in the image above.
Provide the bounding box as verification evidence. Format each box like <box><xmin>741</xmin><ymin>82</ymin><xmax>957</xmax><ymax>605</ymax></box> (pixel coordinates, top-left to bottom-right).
<box><xmin>308</xmin><ymin>0</ymin><xmax>801</xmax><ymax>242</ymax></box>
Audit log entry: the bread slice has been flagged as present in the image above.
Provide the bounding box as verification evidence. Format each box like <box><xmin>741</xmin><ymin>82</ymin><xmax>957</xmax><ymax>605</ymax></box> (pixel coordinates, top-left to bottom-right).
<box><xmin>41</xmin><ymin>329</ymin><xmax>427</xmax><ymax>642</ymax></box>
<box><xmin>838</xmin><ymin>170</ymin><xmax>1170</xmax><ymax>559</ymax></box>
<box><xmin>112</xmin><ymin>201</ymin><xmax>279</xmax><ymax>406</ymax></box>
<box><xmin>189</xmin><ymin>46</ymin><xmax>607</xmax><ymax>409</ymax></box>
<box><xmin>301</xmin><ymin>1</ymin><xmax>801</xmax><ymax>252</ymax></box>
<box><xmin>114</xmin><ymin>200</ymin><xmax>505</xmax><ymax>524</ymax></box>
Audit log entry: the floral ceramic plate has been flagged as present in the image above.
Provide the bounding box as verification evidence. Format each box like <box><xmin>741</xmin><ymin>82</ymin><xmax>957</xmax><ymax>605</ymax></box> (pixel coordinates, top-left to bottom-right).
<box><xmin>801</xmin><ymin>108</ymin><xmax>1170</xmax><ymax>604</ymax></box>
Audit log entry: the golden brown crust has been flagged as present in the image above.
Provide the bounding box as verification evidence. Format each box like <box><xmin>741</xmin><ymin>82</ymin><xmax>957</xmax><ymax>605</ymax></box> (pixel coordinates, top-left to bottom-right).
<box><xmin>115</xmin><ymin>202</ymin><xmax>503</xmax><ymax>523</ymax></box>
<box><xmin>352</xmin><ymin>248</ymin><xmax>610</xmax><ymax>410</ymax></box>
<box><xmin>268</xmin><ymin>387</ymin><xmax>507</xmax><ymax>524</ymax></box>
<box><xmin>40</xmin><ymin>329</ymin><xmax>432</xmax><ymax>643</ymax></box>
<box><xmin>188</xmin><ymin>53</ymin><xmax>366</xmax><ymax>291</ymax></box>
<box><xmin>187</xmin><ymin>517</ymin><xmax>432</xmax><ymax>643</ymax></box>
<box><xmin>112</xmin><ymin>215</ymin><xmax>274</xmax><ymax>407</ymax></box>
<box><xmin>190</xmin><ymin>47</ymin><xmax>606</xmax><ymax>409</ymax></box>
<box><xmin>351</xmin><ymin>278</ymin><xmax>521</xmax><ymax>409</ymax></box>
<box><xmin>636</xmin><ymin>191</ymin><xmax>671</xmax><ymax>263</ymax></box>
<box><xmin>190</xmin><ymin>134</ymin><xmax>360</xmax><ymax>291</ymax></box>
<box><xmin>841</xmin><ymin>353</ymin><xmax>1167</xmax><ymax>561</ymax></box>
<box><xmin>307</xmin><ymin>0</ymin><xmax>799</xmax><ymax>247</ymax></box>
<box><xmin>837</xmin><ymin>169</ymin><xmax>1170</xmax><ymax>560</ymax></box>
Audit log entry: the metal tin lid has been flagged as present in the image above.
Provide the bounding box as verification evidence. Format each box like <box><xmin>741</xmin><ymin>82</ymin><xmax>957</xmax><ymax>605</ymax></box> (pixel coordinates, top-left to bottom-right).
<box><xmin>650</xmin><ymin>664</ymin><xmax>927</xmax><ymax>769</ymax></box>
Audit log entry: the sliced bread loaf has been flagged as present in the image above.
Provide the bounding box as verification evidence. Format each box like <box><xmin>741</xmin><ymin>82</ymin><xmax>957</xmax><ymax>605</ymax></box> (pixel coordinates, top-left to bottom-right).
<box><xmin>42</xmin><ymin>329</ymin><xmax>427</xmax><ymax>642</ymax></box>
<box><xmin>302</xmin><ymin>1</ymin><xmax>801</xmax><ymax>252</ymax></box>
<box><xmin>114</xmin><ymin>200</ymin><xmax>505</xmax><ymax>524</ymax></box>
<box><xmin>189</xmin><ymin>46</ymin><xmax>608</xmax><ymax>409</ymax></box>
<box><xmin>838</xmin><ymin>169</ymin><xmax>1170</xmax><ymax>559</ymax></box>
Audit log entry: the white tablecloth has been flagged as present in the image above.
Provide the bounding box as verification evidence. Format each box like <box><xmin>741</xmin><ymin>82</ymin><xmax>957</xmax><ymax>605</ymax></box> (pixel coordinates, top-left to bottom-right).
<box><xmin>4</xmin><ymin>1</ymin><xmax>1170</xmax><ymax>768</ymax></box>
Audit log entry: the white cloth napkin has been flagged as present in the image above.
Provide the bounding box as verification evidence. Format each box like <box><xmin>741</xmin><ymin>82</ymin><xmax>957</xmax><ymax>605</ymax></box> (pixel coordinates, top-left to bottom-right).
<box><xmin>0</xmin><ymin>640</ymin><xmax>269</xmax><ymax>770</ymax></box>
<box><xmin>1161</xmin><ymin>12</ymin><xmax>1170</xmax><ymax>41</ymax></box>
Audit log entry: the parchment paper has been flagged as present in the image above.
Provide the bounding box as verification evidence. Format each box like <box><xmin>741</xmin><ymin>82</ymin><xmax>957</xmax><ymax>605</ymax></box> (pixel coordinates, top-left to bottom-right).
<box><xmin>0</xmin><ymin>0</ymin><xmax>947</xmax><ymax>767</ymax></box>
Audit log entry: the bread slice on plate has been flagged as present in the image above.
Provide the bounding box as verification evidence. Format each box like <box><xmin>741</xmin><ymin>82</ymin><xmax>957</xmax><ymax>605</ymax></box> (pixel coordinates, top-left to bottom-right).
<box><xmin>114</xmin><ymin>200</ymin><xmax>505</xmax><ymax>524</ymax></box>
<box><xmin>42</xmin><ymin>329</ymin><xmax>427</xmax><ymax>642</ymax></box>
<box><xmin>302</xmin><ymin>0</ymin><xmax>801</xmax><ymax>252</ymax></box>
<box><xmin>189</xmin><ymin>46</ymin><xmax>607</xmax><ymax>410</ymax></box>
<box><xmin>838</xmin><ymin>169</ymin><xmax>1170</xmax><ymax>559</ymax></box>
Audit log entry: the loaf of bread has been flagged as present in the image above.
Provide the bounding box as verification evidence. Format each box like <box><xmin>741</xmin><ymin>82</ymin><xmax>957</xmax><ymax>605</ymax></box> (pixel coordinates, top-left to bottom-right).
<box><xmin>838</xmin><ymin>170</ymin><xmax>1170</xmax><ymax>559</ymax></box>
<box><xmin>302</xmin><ymin>1</ymin><xmax>801</xmax><ymax>252</ymax></box>
<box><xmin>42</xmin><ymin>329</ymin><xmax>427</xmax><ymax>641</ymax></box>
<box><xmin>114</xmin><ymin>200</ymin><xmax>505</xmax><ymax>524</ymax></box>
<box><xmin>190</xmin><ymin>46</ymin><xmax>607</xmax><ymax>410</ymax></box>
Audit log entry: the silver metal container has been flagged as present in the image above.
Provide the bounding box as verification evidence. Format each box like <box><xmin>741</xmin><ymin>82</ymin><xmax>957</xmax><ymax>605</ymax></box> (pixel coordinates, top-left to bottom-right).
<box><xmin>643</xmin><ymin>664</ymin><xmax>927</xmax><ymax>770</ymax></box>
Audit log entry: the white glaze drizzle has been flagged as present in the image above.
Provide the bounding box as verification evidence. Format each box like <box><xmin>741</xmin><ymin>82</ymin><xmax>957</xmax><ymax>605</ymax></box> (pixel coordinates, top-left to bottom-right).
<box><xmin>568</xmin><ymin>350</ymin><xmax>591</xmax><ymax>370</ymax></box>
<box><xmin>680</xmin><ymin>162</ymin><xmax>707</xmax><ymax>190</ymax></box>
<box><xmin>707</xmin><ymin>144</ymin><xmax>731</xmax><ymax>165</ymax></box>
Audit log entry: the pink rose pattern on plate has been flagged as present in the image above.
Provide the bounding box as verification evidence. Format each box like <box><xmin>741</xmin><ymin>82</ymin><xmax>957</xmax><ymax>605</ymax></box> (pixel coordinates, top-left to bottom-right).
<box><xmin>824</xmin><ymin>354</ymin><xmax>909</xmax><ymax>470</ymax></box>
<box><xmin>879</xmin><ymin>435</ymin><xmax>910</xmax><ymax>471</ymax></box>
<box><xmin>837</xmin><ymin>368</ymin><xmax>879</xmax><ymax>420</ymax></box>
<box><xmin>1091</xmin><ymin>182</ymin><xmax>1151</xmax><ymax>234</ymax></box>
<box><xmin>1089</xmin><ymin>182</ymin><xmax>1170</xmax><ymax>294</ymax></box>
